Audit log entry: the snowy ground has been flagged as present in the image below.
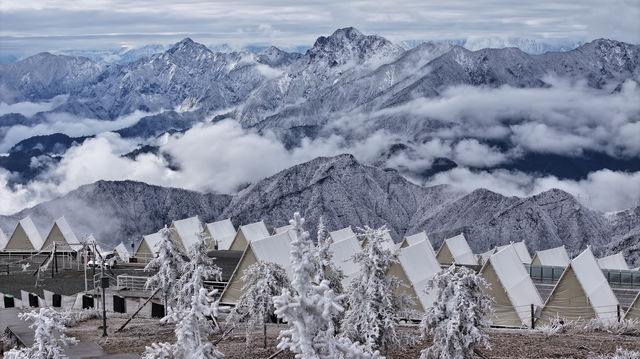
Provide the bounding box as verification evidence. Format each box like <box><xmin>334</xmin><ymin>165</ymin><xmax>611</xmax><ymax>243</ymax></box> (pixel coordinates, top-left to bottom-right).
<box><xmin>64</xmin><ymin>317</ymin><xmax>640</xmax><ymax>358</ymax></box>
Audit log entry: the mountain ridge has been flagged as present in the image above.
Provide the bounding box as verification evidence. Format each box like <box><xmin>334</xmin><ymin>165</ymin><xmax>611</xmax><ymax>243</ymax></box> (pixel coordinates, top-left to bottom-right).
<box><xmin>0</xmin><ymin>154</ymin><xmax>636</xmax><ymax>265</ymax></box>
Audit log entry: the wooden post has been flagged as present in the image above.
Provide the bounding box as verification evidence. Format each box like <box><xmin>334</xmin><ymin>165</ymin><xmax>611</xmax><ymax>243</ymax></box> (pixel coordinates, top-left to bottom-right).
<box><xmin>531</xmin><ymin>304</ymin><xmax>535</xmax><ymax>329</ymax></box>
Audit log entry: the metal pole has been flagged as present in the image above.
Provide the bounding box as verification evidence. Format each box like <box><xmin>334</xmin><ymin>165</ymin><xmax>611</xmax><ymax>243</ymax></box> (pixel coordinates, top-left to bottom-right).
<box><xmin>84</xmin><ymin>247</ymin><xmax>88</xmax><ymax>293</ymax></box>
<box><xmin>102</xmin><ymin>264</ymin><xmax>107</xmax><ymax>337</ymax></box>
<box><xmin>617</xmin><ymin>305</ymin><xmax>621</xmax><ymax>322</ymax></box>
<box><xmin>531</xmin><ymin>304</ymin><xmax>535</xmax><ymax>329</ymax></box>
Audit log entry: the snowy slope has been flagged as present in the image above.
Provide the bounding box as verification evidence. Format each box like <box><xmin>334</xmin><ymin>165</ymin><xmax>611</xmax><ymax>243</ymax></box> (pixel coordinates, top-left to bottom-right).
<box><xmin>0</xmin><ymin>155</ymin><xmax>635</xmax><ymax>265</ymax></box>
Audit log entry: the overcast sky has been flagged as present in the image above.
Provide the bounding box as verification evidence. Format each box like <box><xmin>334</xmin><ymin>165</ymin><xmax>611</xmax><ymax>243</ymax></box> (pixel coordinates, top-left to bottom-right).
<box><xmin>1</xmin><ymin>0</ymin><xmax>638</xmax><ymax>58</ymax></box>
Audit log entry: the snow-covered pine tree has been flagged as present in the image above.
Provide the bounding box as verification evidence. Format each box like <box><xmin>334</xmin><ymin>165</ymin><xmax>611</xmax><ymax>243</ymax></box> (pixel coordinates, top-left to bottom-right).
<box><xmin>176</xmin><ymin>230</ymin><xmax>222</xmax><ymax>307</ymax></box>
<box><xmin>5</xmin><ymin>308</ymin><xmax>77</xmax><ymax>359</ymax></box>
<box><xmin>144</xmin><ymin>225</ymin><xmax>185</xmax><ymax>309</ymax></box>
<box><xmin>419</xmin><ymin>264</ymin><xmax>493</xmax><ymax>359</ymax></box>
<box><xmin>341</xmin><ymin>225</ymin><xmax>414</xmax><ymax>353</ymax></box>
<box><xmin>313</xmin><ymin>218</ymin><xmax>345</xmax><ymax>295</ymax></box>
<box><xmin>143</xmin><ymin>229</ymin><xmax>224</xmax><ymax>359</ymax></box>
<box><xmin>273</xmin><ymin>212</ymin><xmax>380</xmax><ymax>359</ymax></box>
<box><xmin>230</xmin><ymin>261</ymin><xmax>291</xmax><ymax>348</ymax></box>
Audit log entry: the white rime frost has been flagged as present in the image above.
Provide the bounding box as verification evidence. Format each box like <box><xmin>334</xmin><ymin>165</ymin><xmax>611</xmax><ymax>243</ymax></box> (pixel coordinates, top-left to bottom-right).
<box><xmin>273</xmin><ymin>212</ymin><xmax>380</xmax><ymax>359</ymax></box>
<box><xmin>419</xmin><ymin>264</ymin><xmax>494</xmax><ymax>359</ymax></box>
<box><xmin>4</xmin><ymin>308</ymin><xmax>78</xmax><ymax>359</ymax></box>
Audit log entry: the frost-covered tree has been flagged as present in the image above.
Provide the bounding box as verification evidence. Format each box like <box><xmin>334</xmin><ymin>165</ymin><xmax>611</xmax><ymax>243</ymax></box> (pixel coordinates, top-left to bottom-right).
<box><xmin>273</xmin><ymin>212</ymin><xmax>380</xmax><ymax>359</ymax></box>
<box><xmin>312</xmin><ymin>218</ymin><xmax>345</xmax><ymax>295</ymax></box>
<box><xmin>419</xmin><ymin>264</ymin><xmax>493</xmax><ymax>359</ymax></box>
<box><xmin>144</xmin><ymin>225</ymin><xmax>185</xmax><ymax>309</ymax></box>
<box><xmin>230</xmin><ymin>261</ymin><xmax>291</xmax><ymax>348</ymax></box>
<box><xmin>176</xmin><ymin>230</ymin><xmax>222</xmax><ymax>307</ymax></box>
<box><xmin>143</xmin><ymin>231</ymin><xmax>224</xmax><ymax>359</ymax></box>
<box><xmin>5</xmin><ymin>308</ymin><xmax>77</xmax><ymax>359</ymax></box>
<box><xmin>341</xmin><ymin>226</ymin><xmax>414</xmax><ymax>353</ymax></box>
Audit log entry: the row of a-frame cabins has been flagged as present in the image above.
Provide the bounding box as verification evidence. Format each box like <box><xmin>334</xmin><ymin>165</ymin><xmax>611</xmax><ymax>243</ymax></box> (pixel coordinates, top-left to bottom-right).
<box><xmin>1</xmin><ymin>215</ymin><xmax>639</xmax><ymax>327</ymax></box>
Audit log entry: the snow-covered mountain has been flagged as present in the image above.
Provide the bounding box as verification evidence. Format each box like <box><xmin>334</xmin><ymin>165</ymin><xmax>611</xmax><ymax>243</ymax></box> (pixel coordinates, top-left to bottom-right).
<box><xmin>398</xmin><ymin>37</ymin><xmax>583</xmax><ymax>54</ymax></box>
<box><xmin>1</xmin><ymin>154</ymin><xmax>636</xmax><ymax>265</ymax></box>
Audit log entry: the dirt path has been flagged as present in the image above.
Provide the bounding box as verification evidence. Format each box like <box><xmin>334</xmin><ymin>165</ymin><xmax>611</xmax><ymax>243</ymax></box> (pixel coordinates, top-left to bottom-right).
<box><xmin>65</xmin><ymin>318</ymin><xmax>640</xmax><ymax>358</ymax></box>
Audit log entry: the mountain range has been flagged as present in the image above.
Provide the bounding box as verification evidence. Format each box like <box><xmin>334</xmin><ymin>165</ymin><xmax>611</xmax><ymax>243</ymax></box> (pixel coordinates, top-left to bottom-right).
<box><xmin>0</xmin><ymin>27</ymin><xmax>638</xmax><ymax>189</ymax></box>
<box><xmin>1</xmin><ymin>154</ymin><xmax>637</xmax><ymax>266</ymax></box>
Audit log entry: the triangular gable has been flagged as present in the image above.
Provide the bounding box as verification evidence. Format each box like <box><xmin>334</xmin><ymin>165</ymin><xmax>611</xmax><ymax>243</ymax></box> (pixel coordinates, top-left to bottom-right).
<box><xmin>219</xmin><ymin>231</ymin><xmax>293</xmax><ymax>305</ymax></box>
<box><xmin>538</xmin><ymin>247</ymin><xmax>618</xmax><ymax>324</ymax></box>
<box><xmin>272</xmin><ymin>224</ymin><xmax>294</xmax><ymax>235</ymax></box>
<box><xmin>626</xmin><ymin>291</ymin><xmax>640</xmax><ymax>320</ymax></box>
<box><xmin>436</xmin><ymin>233</ymin><xmax>476</xmax><ymax>265</ymax></box>
<box><xmin>477</xmin><ymin>248</ymin><xmax>496</xmax><ymax>266</ymax></box>
<box><xmin>228</xmin><ymin>220</ymin><xmax>270</xmax><ymax>251</ymax></box>
<box><xmin>136</xmin><ymin>232</ymin><xmax>162</xmax><ymax>255</ymax></box>
<box><xmin>205</xmin><ymin>219</ymin><xmax>236</xmax><ymax>250</ymax></box>
<box><xmin>329</xmin><ymin>235</ymin><xmax>362</xmax><ymax>287</ymax></box>
<box><xmin>0</xmin><ymin>229</ymin><xmax>8</xmax><ymax>250</ymax></box>
<box><xmin>5</xmin><ymin>217</ymin><xmax>44</xmax><ymax>251</ymax></box>
<box><xmin>597</xmin><ymin>252</ymin><xmax>629</xmax><ymax>270</ymax></box>
<box><xmin>361</xmin><ymin>230</ymin><xmax>396</xmax><ymax>252</ymax></box>
<box><xmin>42</xmin><ymin>217</ymin><xmax>81</xmax><ymax>252</ymax></box>
<box><xmin>400</xmin><ymin>231</ymin><xmax>435</xmax><ymax>256</ymax></box>
<box><xmin>171</xmin><ymin>216</ymin><xmax>202</xmax><ymax>252</ymax></box>
<box><xmin>481</xmin><ymin>245</ymin><xmax>542</xmax><ymax>327</ymax></box>
<box><xmin>531</xmin><ymin>245</ymin><xmax>570</xmax><ymax>267</ymax></box>
<box><xmin>114</xmin><ymin>242</ymin><xmax>131</xmax><ymax>262</ymax></box>
<box><xmin>496</xmin><ymin>241</ymin><xmax>532</xmax><ymax>264</ymax></box>
<box><xmin>328</xmin><ymin>226</ymin><xmax>356</xmax><ymax>243</ymax></box>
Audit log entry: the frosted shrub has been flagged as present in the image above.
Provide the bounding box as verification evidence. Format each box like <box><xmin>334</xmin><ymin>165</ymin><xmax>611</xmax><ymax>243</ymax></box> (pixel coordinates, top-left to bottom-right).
<box><xmin>420</xmin><ymin>264</ymin><xmax>493</xmax><ymax>359</ymax></box>
<box><xmin>4</xmin><ymin>308</ymin><xmax>78</xmax><ymax>359</ymax></box>
<box><xmin>583</xmin><ymin>318</ymin><xmax>639</xmax><ymax>335</ymax></box>
<box><xmin>538</xmin><ymin>313</ymin><xmax>576</xmax><ymax>337</ymax></box>
<box><xmin>230</xmin><ymin>261</ymin><xmax>291</xmax><ymax>348</ymax></box>
<box><xmin>62</xmin><ymin>308</ymin><xmax>100</xmax><ymax>327</ymax></box>
<box><xmin>273</xmin><ymin>212</ymin><xmax>380</xmax><ymax>359</ymax></box>
<box><xmin>144</xmin><ymin>225</ymin><xmax>186</xmax><ymax>309</ymax></box>
<box><xmin>341</xmin><ymin>225</ymin><xmax>414</xmax><ymax>353</ymax></box>
<box><xmin>591</xmin><ymin>348</ymin><xmax>640</xmax><ymax>359</ymax></box>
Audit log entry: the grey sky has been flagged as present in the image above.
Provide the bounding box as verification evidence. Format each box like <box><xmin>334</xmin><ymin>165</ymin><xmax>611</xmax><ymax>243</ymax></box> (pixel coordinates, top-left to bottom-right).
<box><xmin>1</xmin><ymin>0</ymin><xmax>638</xmax><ymax>58</ymax></box>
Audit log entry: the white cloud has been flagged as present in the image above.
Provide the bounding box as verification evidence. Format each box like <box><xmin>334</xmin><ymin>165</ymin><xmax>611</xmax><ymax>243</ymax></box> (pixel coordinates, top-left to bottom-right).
<box><xmin>0</xmin><ymin>110</ymin><xmax>152</xmax><ymax>152</ymax></box>
<box><xmin>427</xmin><ymin>167</ymin><xmax>640</xmax><ymax>212</ymax></box>
<box><xmin>452</xmin><ymin>139</ymin><xmax>507</xmax><ymax>167</ymax></box>
<box><xmin>0</xmin><ymin>95</ymin><xmax>68</xmax><ymax>117</ymax></box>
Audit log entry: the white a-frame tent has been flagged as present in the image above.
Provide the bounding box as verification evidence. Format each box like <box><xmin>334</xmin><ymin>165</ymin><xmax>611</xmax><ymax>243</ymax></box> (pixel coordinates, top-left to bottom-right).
<box><xmin>496</xmin><ymin>241</ymin><xmax>532</xmax><ymax>264</ymax></box>
<box><xmin>228</xmin><ymin>220</ymin><xmax>270</xmax><ymax>251</ymax></box>
<box><xmin>0</xmin><ymin>229</ymin><xmax>8</xmax><ymax>251</ymax></box>
<box><xmin>136</xmin><ymin>231</ymin><xmax>162</xmax><ymax>257</ymax></box>
<box><xmin>399</xmin><ymin>231</ymin><xmax>436</xmax><ymax>256</ymax></box>
<box><xmin>204</xmin><ymin>218</ymin><xmax>236</xmax><ymax>250</ymax></box>
<box><xmin>361</xmin><ymin>230</ymin><xmax>396</xmax><ymax>252</ymax></box>
<box><xmin>171</xmin><ymin>216</ymin><xmax>203</xmax><ymax>252</ymax></box>
<box><xmin>272</xmin><ymin>224</ymin><xmax>294</xmax><ymax>235</ymax></box>
<box><xmin>327</xmin><ymin>226</ymin><xmax>356</xmax><ymax>243</ymax></box>
<box><xmin>531</xmin><ymin>245</ymin><xmax>570</xmax><ymax>267</ymax></box>
<box><xmin>387</xmin><ymin>239</ymin><xmax>442</xmax><ymax>314</ymax></box>
<box><xmin>480</xmin><ymin>245</ymin><xmax>543</xmax><ymax>327</ymax></box>
<box><xmin>114</xmin><ymin>242</ymin><xmax>131</xmax><ymax>262</ymax></box>
<box><xmin>436</xmin><ymin>233</ymin><xmax>477</xmax><ymax>265</ymax></box>
<box><xmin>328</xmin><ymin>235</ymin><xmax>362</xmax><ymax>288</ymax></box>
<box><xmin>41</xmin><ymin>217</ymin><xmax>82</xmax><ymax>252</ymax></box>
<box><xmin>4</xmin><ymin>217</ymin><xmax>44</xmax><ymax>252</ymax></box>
<box><xmin>537</xmin><ymin>247</ymin><xmax>619</xmax><ymax>324</ymax></box>
<box><xmin>597</xmin><ymin>252</ymin><xmax>629</xmax><ymax>270</ymax></box>
<box><xmin>219</xmin><ymin>231</ymin><xmax>293</xmax><ymax>305</ymax></box>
